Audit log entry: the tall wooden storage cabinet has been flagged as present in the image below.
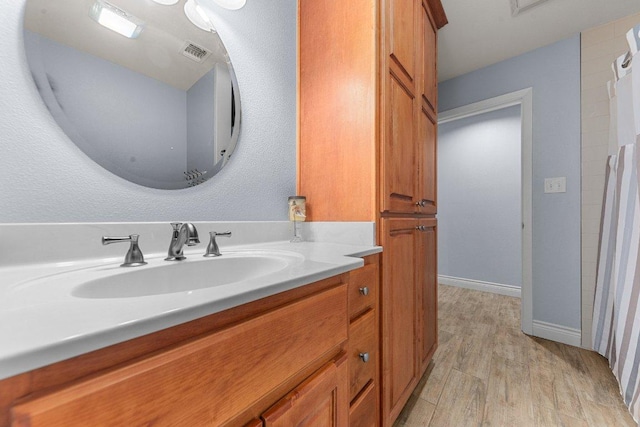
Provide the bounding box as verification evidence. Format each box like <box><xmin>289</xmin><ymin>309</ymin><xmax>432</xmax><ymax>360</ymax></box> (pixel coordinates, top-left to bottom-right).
<box><xmin>298</xmin><ymin>1</ymin><xmax>446</xmax><ymax>425</ymax></box>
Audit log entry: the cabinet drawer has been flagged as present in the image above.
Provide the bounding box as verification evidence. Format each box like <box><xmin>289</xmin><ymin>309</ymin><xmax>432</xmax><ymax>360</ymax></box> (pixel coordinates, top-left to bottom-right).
<box><xmin>348</xmin><ymin>263</ymin><xmax>377</xmax><ymax>320</ymax></box>
<box><xmin>12</xmin><ymin>285</ymin><xmax>348</xmax><ymax>427</ymax></box>
<box><xmin>349</xmin><ymin>381</ymin><xmax>377</xmax><ymax>427</ymax></box>
<box><xmin>348</xmin><ymin>309</ymin><xmax>376</xmax><ymax>400</ymax></box>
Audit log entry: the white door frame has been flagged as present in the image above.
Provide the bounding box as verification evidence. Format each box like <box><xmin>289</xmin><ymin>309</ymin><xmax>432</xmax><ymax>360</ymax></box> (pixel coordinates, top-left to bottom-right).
<box><xmin>438</xmin><ymin>88</ymin><xmax>533</xmax><ymax>335</ymax></box>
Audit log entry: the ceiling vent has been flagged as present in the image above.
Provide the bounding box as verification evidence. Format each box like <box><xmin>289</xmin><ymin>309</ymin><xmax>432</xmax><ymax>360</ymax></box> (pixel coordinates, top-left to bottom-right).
<box><xmin>181</xmin><ymin>41</ymin><xmax>210</xmax><ymax>63</ymax></box>
<box><xmin>511</xmin><ymin>0</ymin><xmax>550</xmax><ymax>16</ymax></box>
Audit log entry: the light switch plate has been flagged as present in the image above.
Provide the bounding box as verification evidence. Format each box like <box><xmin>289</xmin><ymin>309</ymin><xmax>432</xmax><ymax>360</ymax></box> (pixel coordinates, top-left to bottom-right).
<box><xmin>544</xmin><ymin>177</ymin><xmax>566</xmax><ymax>193</ymax></box>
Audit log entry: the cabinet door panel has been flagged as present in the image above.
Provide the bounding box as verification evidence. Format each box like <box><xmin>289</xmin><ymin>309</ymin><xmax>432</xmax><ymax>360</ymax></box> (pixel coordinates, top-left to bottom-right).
<box><xmin>421</xmin><ymin>1</ymin><xmax>437</xmax><ymax>112</ymax></box>
<box><xmin>388</xmin><ymin>0</ymin><xmax>416</xmax><ymax>83</ymax></box>
<box><xmin>381</xmin><ymin>219</ymin><xmax>417</xmax><ymax>422</ymax></box>
<box><xmin>263</xmin><ymin>354</ymin><xmax>349</xmax><ymax>427</ymax></box>
<box><xmin>418</xmin><ymin>219</ymin><xmax>438</xmax><ymax>374</ymax></box>
<box><xmin>383</xmin><ymin>75</ymin><xmax>418</xmax><ymax>213</ymax></box>
<box><xmin>418</xmin><ymin>106</ymin><xmax>437</xmax><ymax>214</ymax></box>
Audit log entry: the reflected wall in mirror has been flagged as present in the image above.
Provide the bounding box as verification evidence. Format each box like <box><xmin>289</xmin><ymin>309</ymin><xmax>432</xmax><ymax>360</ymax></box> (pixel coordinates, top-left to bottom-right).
<box><xmin>23</xmin><ymin>0</ymin><xmax>241</xmax><ymax>189</ymax></box>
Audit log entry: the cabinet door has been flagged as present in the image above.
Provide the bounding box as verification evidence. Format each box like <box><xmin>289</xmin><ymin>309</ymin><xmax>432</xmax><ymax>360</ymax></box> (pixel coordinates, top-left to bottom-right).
<box><xmin>263</xmin><ymin>354</ymin><xmax>349</xmax><ymax>427</ymax></box>
<box><xmin>417</xmin><ymin>218</ymin><xmax>438</xmax><ymax>375</ymax></box>
<box><xmin>387</xmin><ymin>0</ymin><xmax>416</xmax><ymax>86</ymax></box>
<box><xmin>417</xmin><ymin>106</ymin><xmax>437</xmax><ymax>214</ymax></box>
<box><xmin>421</xmin><ymin>1</ymin><xmax>437</xmax><ymax>113</ymax></box>
<box><xmin>380</xmin><ymin>218</ymin><xmax>418</xmax><ymax>423</ymax></box>
<box><xmin>382</xmin><ymin>75</ymin><xmax>418</xmax><ymax>214</ymax></box>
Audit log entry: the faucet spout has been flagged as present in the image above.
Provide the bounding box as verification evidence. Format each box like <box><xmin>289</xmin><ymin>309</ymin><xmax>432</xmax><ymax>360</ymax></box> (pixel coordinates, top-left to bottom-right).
<box><xmin>165</xmin><ymin>222</ymin><xmax>200</xmax><ymax>261</ymax></box>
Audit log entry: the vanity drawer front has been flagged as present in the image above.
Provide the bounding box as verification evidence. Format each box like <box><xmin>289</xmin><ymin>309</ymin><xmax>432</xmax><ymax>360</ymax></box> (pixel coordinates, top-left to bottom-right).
<box><xmin>348</xmin><ymin>309</ymin><xmax>376</xmax><ymax>400</ymax></box>
<box><xmin>349</xmin><ymin>381</ymin><xmax>377</xmax><ymax>427</ymax></box>
<box><xmin>348</xmin><ymin>262</ymin><xmax>378</xmax><ymax>320</ymax></box>
<box><xmin>11</xmin><ymin>285</ymin><xmax>348</xmax><ymax>427</ymax></box>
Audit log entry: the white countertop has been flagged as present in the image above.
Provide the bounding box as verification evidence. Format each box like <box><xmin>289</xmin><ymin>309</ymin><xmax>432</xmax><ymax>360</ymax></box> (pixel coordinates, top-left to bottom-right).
<box><xmin>0</xmin><ymin>239</ymin><xmax>381</xmax><ymax>380</ymax></box>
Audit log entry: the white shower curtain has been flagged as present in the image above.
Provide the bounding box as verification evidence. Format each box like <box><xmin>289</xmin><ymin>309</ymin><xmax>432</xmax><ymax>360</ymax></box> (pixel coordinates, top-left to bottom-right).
<box><xmin>592</xmin><ymin>24</ymin><xmax>640</xmax><ymax>424</ymax></box>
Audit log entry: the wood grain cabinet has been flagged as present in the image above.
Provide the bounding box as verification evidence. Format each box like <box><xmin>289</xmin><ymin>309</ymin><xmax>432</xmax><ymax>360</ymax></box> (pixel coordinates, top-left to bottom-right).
<box><xmin>10</xmin><ymin>283</ymin><xmax>349</xmax><ymax>427</ymax></box>
<box><xmin>298</xmin><ymin>0</ymin><xmax>446</xmax><ymax>425</ymax></box>
<box><xmin>383</xmin><ymin>0</ymin><xmax>442</xmax><ymax>216</ymax></box>
<box><xmin>418</xmin><ymin>218</ymin><xmax>438</xmax><ymax>373</ymax></box>
<box><xmin>347</xmin><ymin>255</ymin><xmax>380</xmax><ymax>425</ymax></box>
<box><xmin>380</xmin><ymin>218</ymin><xmax>438</xmax><ymax>422</ymax></box>
<box><xmin>298</xmin><ymin>0</ymin><xmax>446</xmax><ymax>218</ymax></box>
<box><xmin>2</xmin><ymin>272</ymin><xmax>382</xmax><ymax>427</ymax></box>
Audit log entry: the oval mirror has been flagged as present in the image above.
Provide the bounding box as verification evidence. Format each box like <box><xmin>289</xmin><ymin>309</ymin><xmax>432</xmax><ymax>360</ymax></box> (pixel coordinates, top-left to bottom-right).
<box><xmin>23</xmin><ymin>0</ymin><xmax>241</xmax><ymax>189</ymax></box>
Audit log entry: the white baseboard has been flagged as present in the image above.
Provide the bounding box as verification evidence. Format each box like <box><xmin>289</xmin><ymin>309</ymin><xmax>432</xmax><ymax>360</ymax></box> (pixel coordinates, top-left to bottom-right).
<box><xmin>438</xmin><ymin>275</ymin><xmax>521</xmax><ymax>298</ymax></box>
<box><xmin>438</xmin><ymin>275</ymin><xmax>582</xmax><ymax>347</ymax></box>
<box><xmin>532</xmin><ymin>320</ymin><xmax>582</xmax><ymax>347</ymax></box>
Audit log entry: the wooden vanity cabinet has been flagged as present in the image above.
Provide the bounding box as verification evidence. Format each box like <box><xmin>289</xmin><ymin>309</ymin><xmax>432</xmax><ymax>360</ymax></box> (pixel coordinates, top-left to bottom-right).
<box><xmin>2</xmin><ymin>259</ymin><xmax>381</xmax><ymax>427</ymax></box>
<box><xmin>298</xmin><ymin>0</ymin><xmax>446</xmax><ymax>425</ymax></box>
<box><xmin>11</xmin><ymin>283</ymin><xmax>349</xmax><ymax>427</ymax></box>
<box><xmin>4</xmin><ymin>273</ymin><xmax>354</xmax><ymax>427</ymax></box>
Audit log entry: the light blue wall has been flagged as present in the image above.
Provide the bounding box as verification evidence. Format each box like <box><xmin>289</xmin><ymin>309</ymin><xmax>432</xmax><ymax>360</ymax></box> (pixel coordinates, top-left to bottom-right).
<box><xmin>438</xmin><ymin>35</ymin><xmax>582</xmax><ymax>330</ymax></box>
<box><xmin>439</xmin><ymin>105</ymin><xmax>522</xmax><ymax>288</ymax></box>
<box><xmin>0</xmin><ymin>0</ymin><xmax>297</xmax><ymax>222</ymax></box>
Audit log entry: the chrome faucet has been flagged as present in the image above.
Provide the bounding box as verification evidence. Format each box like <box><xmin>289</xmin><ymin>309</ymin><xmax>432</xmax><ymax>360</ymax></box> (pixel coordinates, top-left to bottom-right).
<box><xmin>165</xmin><ymin>222</ymin><xmax>200</xmax><ymax>261</ymax></box>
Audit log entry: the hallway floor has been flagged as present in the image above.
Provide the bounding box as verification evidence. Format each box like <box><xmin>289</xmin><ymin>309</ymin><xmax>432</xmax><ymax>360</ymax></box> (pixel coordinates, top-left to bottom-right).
<box><xmin>394</xmin><ymin>285</ymin><xmax>637</xmax><ymax>427</ymax></box>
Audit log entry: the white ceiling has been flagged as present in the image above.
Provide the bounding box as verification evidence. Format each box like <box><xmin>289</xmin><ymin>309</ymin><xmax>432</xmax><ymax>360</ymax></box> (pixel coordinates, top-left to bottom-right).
<box><xmin>438</xmin><ymin>0</ymin><xmax>640</xmax><ymax>82</ymax></box>
<box><xmin>24</xmin><ymin>0</ymin><xmax>227</xmax><ymax>90</ymax></box>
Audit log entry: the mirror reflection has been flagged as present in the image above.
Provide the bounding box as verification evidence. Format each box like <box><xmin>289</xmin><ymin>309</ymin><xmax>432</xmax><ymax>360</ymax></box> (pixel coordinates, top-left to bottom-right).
<box><xmin>24</xmin><ymin>0</ymin><xmax>241</xmax><ymax>189</ymax></box>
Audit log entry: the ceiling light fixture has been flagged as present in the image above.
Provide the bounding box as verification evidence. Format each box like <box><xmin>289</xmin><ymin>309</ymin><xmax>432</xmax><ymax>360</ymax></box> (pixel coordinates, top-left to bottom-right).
<box><xmin>212</xmin><ymin>0</ymin><xmax>246</xmax><ymax>10</ymax></box>
<box><xmin>89</xmin><ymin>1</ymin><xmax>144</xmax><ymax>38</ymax></box>
<box><xmin>511</xmin><ymin>0</ymin><xmax>550</xmax><ymax>16</ymax></box>
<box><xmin>184</xmin><ymin>0</ymin><xmax>215</xmax><ymax>32</ymax></box>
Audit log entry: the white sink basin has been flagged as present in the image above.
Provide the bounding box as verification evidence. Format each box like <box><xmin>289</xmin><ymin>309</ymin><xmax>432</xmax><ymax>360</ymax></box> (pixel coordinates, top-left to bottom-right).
<box><xmin>72</xmin><ymin>251</ymin><xmax>303</xmax><ymax>299</ymax></box>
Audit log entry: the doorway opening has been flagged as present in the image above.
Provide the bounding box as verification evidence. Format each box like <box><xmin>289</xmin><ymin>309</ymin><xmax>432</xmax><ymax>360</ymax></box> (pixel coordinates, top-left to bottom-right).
<box><xmin>437</xmin><ymin>88</ymin><xmax>533</xmax><ymax>334</ymax></box>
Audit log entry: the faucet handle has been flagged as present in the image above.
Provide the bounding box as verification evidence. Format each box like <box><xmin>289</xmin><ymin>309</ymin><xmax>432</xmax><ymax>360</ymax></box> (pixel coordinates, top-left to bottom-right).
<box><xmin>102</xmin><ymin>234</ymin><xmax>147</xmax><ymax>267</ymax></box>
<box><xmin>204</xmin><ymin>231</ymin><xmax>232</xmax><ymax>257</ymax></box>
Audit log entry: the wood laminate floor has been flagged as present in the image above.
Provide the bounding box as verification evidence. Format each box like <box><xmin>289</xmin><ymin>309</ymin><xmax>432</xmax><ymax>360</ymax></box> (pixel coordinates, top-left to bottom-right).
<box><xmin>394</xmin><ymin>284</ymin><xmax>637</xmax><ymax>427</ymax></box>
